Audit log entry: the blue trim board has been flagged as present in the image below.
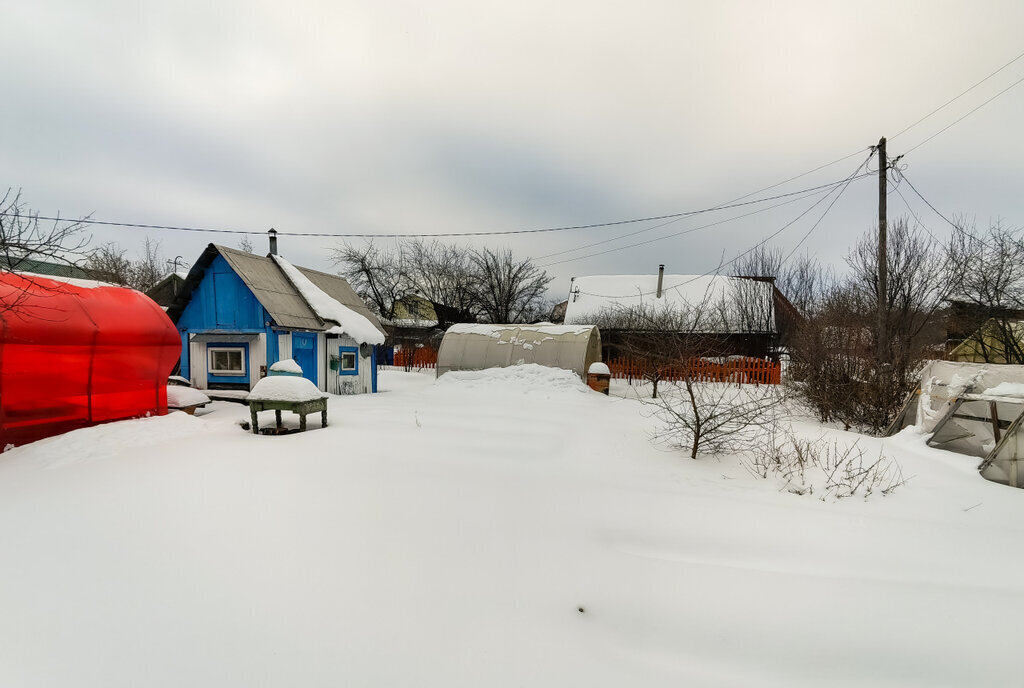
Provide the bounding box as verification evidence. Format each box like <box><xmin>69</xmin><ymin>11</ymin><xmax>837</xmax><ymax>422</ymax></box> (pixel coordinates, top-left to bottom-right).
<box><xmin>371</xmin><ymin>346</ymin><xmax>378</xmax><ymax>392</ymax></box>
<box><xmin>338</xmin><ymin>346</ymin><xmax>359</xmax><ymax>376</ymax></box>
<box><xmin>180</xmin><ymin>332</ymin><xmax>191</xmax><ymax>380</ymax></box>
<box><xmin>206</xmin><ymin>341</ymin><xmax>251</xmax><ymax>384</ymax></box>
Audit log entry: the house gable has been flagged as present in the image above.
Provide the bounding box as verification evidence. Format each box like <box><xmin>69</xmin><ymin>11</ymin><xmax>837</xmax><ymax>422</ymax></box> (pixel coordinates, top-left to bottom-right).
<box><xmin>176</xmin><ymin>254</ymin><xmax>269</xmax><ymax>331</ymax></box>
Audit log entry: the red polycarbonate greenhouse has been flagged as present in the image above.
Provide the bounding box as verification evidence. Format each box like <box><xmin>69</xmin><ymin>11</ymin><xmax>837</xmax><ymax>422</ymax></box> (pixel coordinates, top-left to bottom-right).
<box><xmin>0</xmin><ymin>272</ymin><xmax>181</xmax><ymax>447</ymax></box>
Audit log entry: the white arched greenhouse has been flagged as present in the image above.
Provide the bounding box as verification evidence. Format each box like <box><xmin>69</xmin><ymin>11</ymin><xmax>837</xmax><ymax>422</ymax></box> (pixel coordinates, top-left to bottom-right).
<box><xmin>436</xmin><ymin>324</ymin><xmax>602</xmax><ymax>381</ymax></box>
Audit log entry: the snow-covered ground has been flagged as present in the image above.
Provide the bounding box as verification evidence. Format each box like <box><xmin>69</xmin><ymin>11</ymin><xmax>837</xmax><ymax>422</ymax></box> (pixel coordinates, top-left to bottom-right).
<box><xmin>2</xmin><ymin>366</ymin><xmax>1023</xmax><ymax>687</ymax></box>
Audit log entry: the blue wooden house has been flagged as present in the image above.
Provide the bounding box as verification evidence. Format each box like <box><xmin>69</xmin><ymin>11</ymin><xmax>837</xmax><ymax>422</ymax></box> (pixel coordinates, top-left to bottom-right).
<box><xmin>167</xmin><ymin>244</ymin><xmax>386</xmax><ymax>395</ymax></box>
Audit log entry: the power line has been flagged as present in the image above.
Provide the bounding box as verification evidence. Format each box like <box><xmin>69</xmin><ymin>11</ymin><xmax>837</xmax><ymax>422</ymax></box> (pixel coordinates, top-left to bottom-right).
<box><xmin>0</xmin><ymin>173</ymin><xmax>876</xmax><ymax>241</ymax></box>
<box><xmin>537</xmin><ymin>183</ymin><xmax>839</xmax><ymax>268</ymax></box>
<box><xmin>781</xmin><ymin>167</ymin><xmax>864</xmax><ymax>262</ymax></box>
<box><xmin>895</xmin><ymin>170</ymin><xmax>962</xmax><ymax>231</ymax></box>
<box><xmin>891</xmin><ymin>49</ymin><xmax>1024</xmax><ymax>141</ymax></box>
<box><xmin>573</xmin><ymin>154</ymin><xmax>873</xmax><ymax>297</ymax></box>
<box><xmin>535</xmin><ymin>173</ymin><xmax>872</xmax><ymax>263</ymax></box>
<box><xmin>903</xmin><ymin>72</ymin><xmax>1024</xmax><ymax>155</ymax></box>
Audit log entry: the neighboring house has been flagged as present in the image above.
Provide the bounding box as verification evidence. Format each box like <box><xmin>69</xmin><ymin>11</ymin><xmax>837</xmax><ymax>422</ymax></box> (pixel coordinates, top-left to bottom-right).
<box><xmin>145</xmin><ymin>272</ymin><xmax>187</xmax><ymax>309</ymax></box>
<box><xmin>386</xmin><ymin>293</ymin><xmax>444</xmax><ymax>353</ymax></box>
<box><xmin>563</xmin><ymin>268</ymin><xmax>800</xmax><ymax>360</ymax></box>
<box><xmin>0</xmin><ymin>255</ymin><xmax>94</xmax><ymax>280</ymax></box>
<box><xmin>391</xmin><ymin>294</ymin><xmax>439</xmax><ymax>326</ymax></box>
<box><xmin>948</xmin><ymin>318</ymin><xmax>1024</xmax><ymax>364</ymax></box>
<box><xmin>167</xmin><ymin>244</ymin><xmax>386</xmax><ymax>395</ymax></box>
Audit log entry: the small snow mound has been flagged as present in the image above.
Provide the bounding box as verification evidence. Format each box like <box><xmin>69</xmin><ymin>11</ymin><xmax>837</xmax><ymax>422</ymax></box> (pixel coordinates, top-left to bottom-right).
<box><xmin>270</xmin><ymin>358</ymin><xmax>303</xmax><ymax>375</ymax></box>
<box><xmin>166</xmin><ymin>385</ymin><xmax>210</xmax><ymax>408</ymax></box>
<box><xmin>435</xmin><ymin>363</ymin><xmax>587</xmax><ymax>393</ymax></box>
<box><xmin>588</xmin><ymin>362</ymin><xmax>611</xmax><ymax>375</ymax></box>
<box><xmin>248</xmin><ymin>375</ymin><xmax>328</xmax><ymax>402</ymax></box>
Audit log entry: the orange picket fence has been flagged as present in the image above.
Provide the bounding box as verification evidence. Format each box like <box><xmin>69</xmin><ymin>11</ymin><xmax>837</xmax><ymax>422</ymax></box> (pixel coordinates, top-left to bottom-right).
<box><xmin>606</xmin><ymin>356</ymin><xmax>781</xmax><ymax>385</ymax></box>
<box><xmin>393</xmin><ymin>347</ymin><xmax>439</xmax><ymax>369</ymax></box>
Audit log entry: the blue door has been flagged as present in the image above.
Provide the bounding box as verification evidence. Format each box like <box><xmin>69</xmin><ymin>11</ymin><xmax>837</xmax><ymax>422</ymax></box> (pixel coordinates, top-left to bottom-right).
<box><xmin>291</xmin><ymin>332</ymin><xmax>318</xmax><ymax>386</ymax></box>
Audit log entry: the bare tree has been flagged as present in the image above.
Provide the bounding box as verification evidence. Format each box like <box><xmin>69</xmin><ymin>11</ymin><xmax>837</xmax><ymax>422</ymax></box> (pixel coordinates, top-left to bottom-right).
<box><xmin>86</xmin><ymin>238</ymin><xmax>166</xmax><ymax>292</ymax></box>
<box><xmin>132</xmin><ymin>237</ymin><xmax>165</xmax><ymax>292</ymax></box>
<box><xmin>0</xmin><ymin>189</ymin><xmax>90</xmax><ymax>274</ymax></box>
<box><xmin>238</xmin><ymin>235</ymin><xmax>255</xmax><ymax>253</ymax></box>
<box><xmin>331</xmin><ymin>241</ymin><xmax>406</xmax><ymax>320</ymax></box>
<box><xmin>945</xmin><ymin>221</ymin><xmax>1024</xmax><ymax>364</ymax></box>
<box><xmin>732</xmin><ymin>244</ymin><xmax>783</xmax><ymax>282</ymax></box>
<box><xmin>586</xmin><ymin>296</ymin><xmax>721</xmax><ymax>399</ymax></box>
<box><xmin>650</xmin><ymin>378</ymin><xmax>781</xmax><ymax>459</ymax></box>
<box><xmin>402</xmin><ymin>239</ymin><xmax>478</xmax><ymax>326</ymax></box>
<box><xmin>0</xmin><ymin>190</ymin><xmax>92</xmax><ymax>317</ymax></box>
<box><xmin>788</xmin><ymin>218</ymin><xmax>948</xmax><ymax>432</ymax></box>
<box><xmin>469</xmin><ymin>247</ymin><xmax>553</xmax><ymax>323</ymax></box>
<box><xmin>85</xmin><ymin>243</ymin><xmax>134</xmax><ymax>286</ymax></box>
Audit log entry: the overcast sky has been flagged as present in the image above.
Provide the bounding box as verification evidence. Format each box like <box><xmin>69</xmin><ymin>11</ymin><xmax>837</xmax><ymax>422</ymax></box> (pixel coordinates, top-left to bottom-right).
<box><xmin>4</xmin><ymin>1</ymin><xmax>1024</xmax><ymax>300</ymax></box>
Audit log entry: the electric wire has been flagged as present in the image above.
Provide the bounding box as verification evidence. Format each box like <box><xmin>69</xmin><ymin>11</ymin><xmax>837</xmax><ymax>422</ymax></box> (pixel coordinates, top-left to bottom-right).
<box><xmin>572</xmin><ymin>154</ymin><xmax>873</xmax><ymax>298</ymax></box>
<box><xmin>891</xmin><ymin>49</ymin><xmax>1024</xmax><ymax>141</ymax></box>
<box><xmin>902</xmin><ymin>72</ymin><xmax>1024</xmax><ymax>155</ymax></box>
<box><xmin>537</xmin><ymin>183</ymin><xmax>836</xmax><ymax>269</ymax></box>
<box><xmin>535</xmin><ymin>173</ymin><xmax>872</xmax><ymax>263</ymax></box>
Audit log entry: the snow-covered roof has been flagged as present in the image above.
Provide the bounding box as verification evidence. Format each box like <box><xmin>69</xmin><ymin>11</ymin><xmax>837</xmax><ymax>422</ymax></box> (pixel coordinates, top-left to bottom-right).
<box><xmin>16</xmin><ymin>271</ymin><xmax>114</xmax><ymax>290</ymax></box>
<box><xmin>167</xmin><ymin>245</ymin><xmax>387</xmax><ymax>340</ymax></box>
<box><xmin>564</xmin><ymin>274</ymin><xmax>775</xmax><ymax>333</ymax></box>
<box><xmin>273</xmin><ymin>256</ymin><xmax>385</xmax><ymax>345</ymax></box>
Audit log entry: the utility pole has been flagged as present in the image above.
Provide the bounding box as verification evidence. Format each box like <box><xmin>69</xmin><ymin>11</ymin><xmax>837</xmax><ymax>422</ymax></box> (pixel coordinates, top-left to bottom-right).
<box><xmin>877</xmin><ymin>136</ymin><xmax>888</xmax><ymax>369</ymax></box>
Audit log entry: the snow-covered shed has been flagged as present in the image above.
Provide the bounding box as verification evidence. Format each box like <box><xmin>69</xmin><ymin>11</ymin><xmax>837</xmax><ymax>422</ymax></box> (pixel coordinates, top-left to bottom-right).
<box><xmin>0</xmin><ymin>271</ymin><xmax>181</xmax><ymax>447</ymax></box>
<box><xmin>436</xmin><ymin>324</ymin><xmax>601</xmax><ymax>381</ymax></box>
<box><xmin>887</xmin><ymin>360</ymin><xmax>1024</xmax><ymax>488</ymax></box>
<box><xmin>167</xmin><ymin>244</ymin><xmax>386</xmax><ymax>395</ymax></box>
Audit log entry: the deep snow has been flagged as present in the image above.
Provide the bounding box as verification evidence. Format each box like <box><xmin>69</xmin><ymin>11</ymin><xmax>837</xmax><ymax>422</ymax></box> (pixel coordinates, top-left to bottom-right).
<box><xmin>1</xmin><ymin>366</ymin><xmax>1023</xmax><ymax>687</ymax></box>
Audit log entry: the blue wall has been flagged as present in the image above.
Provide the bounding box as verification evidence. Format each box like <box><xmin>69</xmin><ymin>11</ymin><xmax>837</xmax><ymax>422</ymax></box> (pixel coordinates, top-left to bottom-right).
<box><xmin>178</xmin><ymin>254</ymin><xmax>270</xmax><ymax>380</ymax></box>
<box><xmin>177</xmin><ymin>255</ymin><xmax>268</xmax><ymax>332</ymax></box>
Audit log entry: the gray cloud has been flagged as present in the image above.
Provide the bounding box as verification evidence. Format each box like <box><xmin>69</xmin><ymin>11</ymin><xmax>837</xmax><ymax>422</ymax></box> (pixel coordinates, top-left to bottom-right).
<box><xmin>3</xmin><ymin>0</ymin><xmax>1024</xmax><ymax>300</ymax></box>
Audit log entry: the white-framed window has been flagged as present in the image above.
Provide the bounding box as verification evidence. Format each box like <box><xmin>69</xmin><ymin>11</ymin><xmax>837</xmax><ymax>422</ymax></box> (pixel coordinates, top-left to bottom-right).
<box><xmin>208</xmin><ymin>347</ymin><xmax>246</xmax><ymax>376</ymax></box>
<box><xmin>340</xmin><ymin>350</ymin><xmax>357</xmax><ymax>372</ymax></box>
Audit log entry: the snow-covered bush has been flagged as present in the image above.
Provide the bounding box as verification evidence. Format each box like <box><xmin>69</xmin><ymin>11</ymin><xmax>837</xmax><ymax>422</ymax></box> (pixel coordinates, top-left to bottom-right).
<box><xmin>744</xmin><ymin>427</ymin><xmax>905</xmax><ymax>501</ymax></box>
<box><xmin>648</xmin><ymin>380</ymin><xmax>782</xmax><ymax>459</ymax></box>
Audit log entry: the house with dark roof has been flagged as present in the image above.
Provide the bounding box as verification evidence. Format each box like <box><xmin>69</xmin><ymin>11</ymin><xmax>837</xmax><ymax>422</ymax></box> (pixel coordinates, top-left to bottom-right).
<box><xmin>167</xmin><ymin>243</ymin><xmax>386</xmax><ymax>395</ymax></box>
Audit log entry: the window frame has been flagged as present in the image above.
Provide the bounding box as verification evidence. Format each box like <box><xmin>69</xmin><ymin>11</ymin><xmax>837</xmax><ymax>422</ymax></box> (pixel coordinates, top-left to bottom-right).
<box><xmin>338</xmin><ymin>346</ymin><xmax>358</xmax><ymax>376</ymax></box>
<box><xmin>207</xmin><ymin>346</ymin><xmax>247</xmax><ymax>377</ymax></box>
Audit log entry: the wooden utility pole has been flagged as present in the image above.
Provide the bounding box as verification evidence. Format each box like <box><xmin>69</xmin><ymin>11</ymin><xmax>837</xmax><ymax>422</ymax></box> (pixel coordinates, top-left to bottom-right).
<box><xmin>877</xmin><ymin>136</ymin><xmax>888</xmax><ymax>368</ymax></box>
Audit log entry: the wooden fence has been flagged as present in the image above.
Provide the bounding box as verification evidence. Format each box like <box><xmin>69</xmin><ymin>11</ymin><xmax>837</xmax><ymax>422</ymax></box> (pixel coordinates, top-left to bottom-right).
<box><xmin>385</xmin><ymin>348</ymin><xmax>779</xmax><ymax>384</ymax></box>
<box><xmin>606</xmin><ymin>356</ymin><xmax>781</xmax><ymax>385</ymax></box>
<box><xmin>392</xmin><ymin>347</ymin><xmax>438</xmax><ymax>369</ymax></box>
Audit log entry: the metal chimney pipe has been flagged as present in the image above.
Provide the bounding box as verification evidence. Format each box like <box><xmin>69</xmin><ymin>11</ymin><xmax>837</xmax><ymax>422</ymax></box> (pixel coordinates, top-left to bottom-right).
<box><xmin>656</xmin><ymin>264</ymin><xmax>665</xmax><ymax>298</ymax></box>
<box><xmin>268</xmin><ymin>228</ymin><xmax>278</xmax><ymax>255</ymax></box>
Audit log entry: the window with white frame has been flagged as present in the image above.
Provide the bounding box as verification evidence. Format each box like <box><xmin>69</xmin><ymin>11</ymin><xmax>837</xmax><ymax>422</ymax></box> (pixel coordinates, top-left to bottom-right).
<box><xmin>340</xmin><ymin>350</ymin><xmax>357</xmax><ymax>372</ymax></box>
<box><xmin>208</xmin><ymin>347</ymin><xmax>246</xmax><ymax>376</ymax></box>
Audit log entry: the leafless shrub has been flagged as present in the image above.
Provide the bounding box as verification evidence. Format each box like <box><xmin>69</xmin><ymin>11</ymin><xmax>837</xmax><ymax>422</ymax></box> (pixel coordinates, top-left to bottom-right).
<box><xmin>85</xmin><ymin>237</ymin><xmax>167</xmax><ymax>292</ymax></box>
<box><xmin>0</xmin><ymin>189</ymin><xmax>92</xmax><ymax>318</ymax></box>
<box><xmin>787</xmin><ymin>219</ymin><xmax>947</xmax><ymax>433</ymax></box>
<box><xmin>649</xmin><ymin>380</ymin><xmax>782</xmax><ymax>459</ymax></box>
<box><xmin>744</xmin><ymin>426</ymin><xmax>906</xmax><ymax>500</ymax></box>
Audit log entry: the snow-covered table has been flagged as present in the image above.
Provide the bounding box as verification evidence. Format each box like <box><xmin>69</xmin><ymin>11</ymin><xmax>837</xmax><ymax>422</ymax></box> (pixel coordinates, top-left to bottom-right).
<box><xmin>246</xmin><ymin>373</ymin><xmax>329</xmax><ymax>434</ymax></box>
<box><xmin>248</xmin><ymin>397</ymin><xmax>327</xmax><ymax>434</ymax></box>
